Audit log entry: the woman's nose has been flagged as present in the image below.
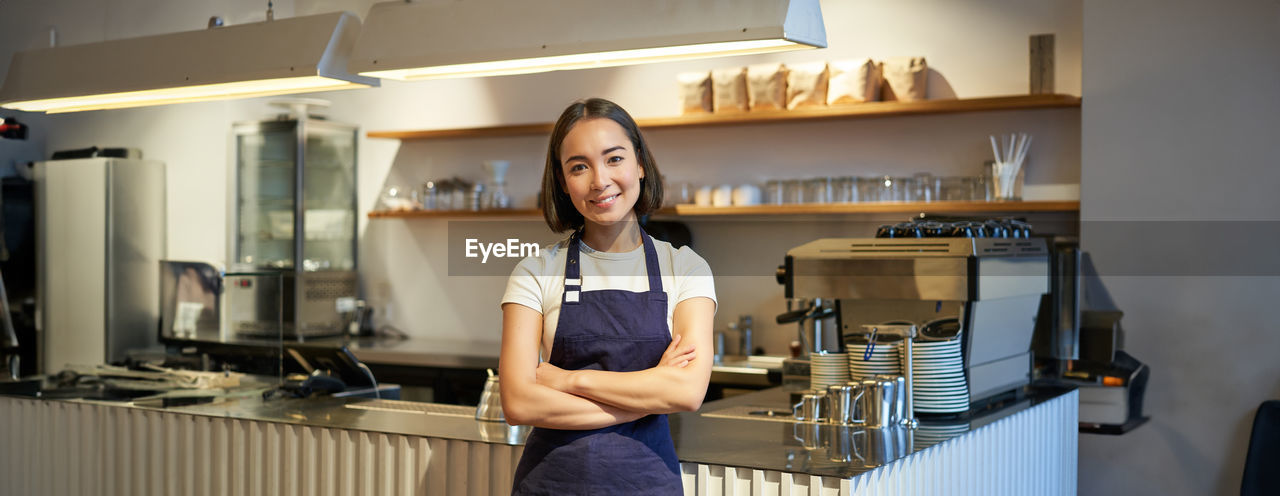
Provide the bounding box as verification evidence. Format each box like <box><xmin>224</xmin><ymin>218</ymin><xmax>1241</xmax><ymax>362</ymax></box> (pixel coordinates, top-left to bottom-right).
<box><xmin>590</xmin><ymin>169</ymin><xmax>611</xmax><ymax>190</ymax></box>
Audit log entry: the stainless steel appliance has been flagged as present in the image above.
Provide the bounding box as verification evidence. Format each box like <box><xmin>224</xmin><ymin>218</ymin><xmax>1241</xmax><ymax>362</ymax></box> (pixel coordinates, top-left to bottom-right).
<box><xmin>35</xmin><ymin>158</ymin><xmax>166</xmax><ymax>371</ymax></box>
<box><xmin>158</xmin><ymin>260</ymin><xmax>224</xmax><ymax>342</ymax></box>
<box><xmin>228</xmin><ymin>112</ymin><xmax>359</xmax><ymax>339</ymax></box>
<box><xmin>777</xmin><ymin>235</ymin><xmax>1050</xmax><ymax>411</ymax></box>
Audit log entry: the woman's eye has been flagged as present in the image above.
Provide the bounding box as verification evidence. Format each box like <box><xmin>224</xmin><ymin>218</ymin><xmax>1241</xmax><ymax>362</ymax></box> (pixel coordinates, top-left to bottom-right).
<box><xmin>607</xmin><ymin>156</ymin><xmax>624</xmax><ymax>164</ymax></box>
<box><xmin>569</xmin><ymin>163</ymin><xmax>587</xmax><ymax>172</ymax></box>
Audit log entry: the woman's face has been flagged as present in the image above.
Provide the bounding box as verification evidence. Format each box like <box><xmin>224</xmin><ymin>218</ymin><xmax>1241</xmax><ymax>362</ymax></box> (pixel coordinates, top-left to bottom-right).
<box><xmin>558</xmin><ymin>118</ymin><xmax>644</xmax><ymax>227</ymax></box>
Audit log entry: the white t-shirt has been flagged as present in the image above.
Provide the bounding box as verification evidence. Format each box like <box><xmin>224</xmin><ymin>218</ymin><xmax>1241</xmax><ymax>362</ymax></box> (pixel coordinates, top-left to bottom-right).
<box><xmin>501</xmin><ymin>235</ymin><xmax>717</xmax><ymax>359</ymax></box>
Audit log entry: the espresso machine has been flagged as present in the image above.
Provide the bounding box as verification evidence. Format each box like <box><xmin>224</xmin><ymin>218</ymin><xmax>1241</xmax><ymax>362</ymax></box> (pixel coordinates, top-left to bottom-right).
<box><xmin>776</xmin><ymin>236</ymin><xmax>1050</xmax><ymax>411</ymax></box>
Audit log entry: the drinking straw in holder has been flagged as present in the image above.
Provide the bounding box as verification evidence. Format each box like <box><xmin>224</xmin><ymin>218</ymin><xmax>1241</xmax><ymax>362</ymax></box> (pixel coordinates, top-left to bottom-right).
<box><xmin>988</xmin><ymin>133</ymin><xmax>1032</xmax><ymax>201</ymax></box>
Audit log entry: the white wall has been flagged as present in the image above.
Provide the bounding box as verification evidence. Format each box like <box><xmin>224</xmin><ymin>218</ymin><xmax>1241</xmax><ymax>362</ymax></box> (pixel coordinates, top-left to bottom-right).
<box><xmin>1080</xmin><ymin>0</ymin><xmax>1280</xmax><ymax>494</ymax></box>
<box><xmin>0</xmin><ymin>0</ymin><xmax>1085</xmax><ymax>353</ymax></box>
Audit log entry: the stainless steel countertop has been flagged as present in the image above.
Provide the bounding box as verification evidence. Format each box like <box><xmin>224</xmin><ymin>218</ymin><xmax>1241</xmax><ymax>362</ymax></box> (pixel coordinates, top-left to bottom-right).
<box><xmin>3</xmin><ymin>381</ymin><xmax>1072</xmax><ymax>479</ymax></box>
<box><xmin>169</xmin><ymin>335</ymin><xmax>502</xmax><ymax>370</ymax></box>
<box><xmin>173</xmin><ymin>392</ymin><xmax>530</xmax><ymax>445</ymax></box>
<box><xmin>670</xmin><ymin>385</ymin><xmax>1075</xmax><ymax>478</ymax></box>
<box><xmin>173</xmin><ymin>336</ymin><xmax>783</xmax><ymax>386</ymax></box>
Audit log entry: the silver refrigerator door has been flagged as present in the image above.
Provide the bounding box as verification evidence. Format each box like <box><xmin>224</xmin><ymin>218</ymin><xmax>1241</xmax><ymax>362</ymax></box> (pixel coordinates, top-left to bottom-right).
<box><xmin>36</xmin><ymin>158</ymin><xmax>166</xmax><ymax>372</ymax></box>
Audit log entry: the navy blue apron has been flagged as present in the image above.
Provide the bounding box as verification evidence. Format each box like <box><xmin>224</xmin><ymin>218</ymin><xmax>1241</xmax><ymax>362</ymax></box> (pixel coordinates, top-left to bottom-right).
<box><xmin>511</xmin><ymin>231</ymin><xmax>683</xmax><ymax>495</ymax></box>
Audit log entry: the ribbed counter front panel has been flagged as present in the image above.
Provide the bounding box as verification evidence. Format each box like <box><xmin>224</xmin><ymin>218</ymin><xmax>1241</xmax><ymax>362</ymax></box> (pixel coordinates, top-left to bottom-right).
<box><xmin>0</xmin><ymin>398</ymin><xmax>523</xmax><ymax>496</ymax></box>
<box><xmin>2</xmin><ymin>391</ymin><xmax>1075</xmax><ymax>495</ymax></box>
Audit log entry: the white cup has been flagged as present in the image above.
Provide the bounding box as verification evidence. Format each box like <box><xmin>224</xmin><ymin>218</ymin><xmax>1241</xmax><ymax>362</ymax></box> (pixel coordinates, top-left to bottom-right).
<box><xmin>712</xmin><ymin>184</ymin><xmax>734</xmax><ymax>207</ymax></box>
<box><xmin>694</xmin><ymin>186</ymin><xmax>714</xmax><ymax>206</ymax></box>
<box><xmin>733</xmin><ymin>184</ymin><xmax>762</xmax><ymax>206</ymax></box>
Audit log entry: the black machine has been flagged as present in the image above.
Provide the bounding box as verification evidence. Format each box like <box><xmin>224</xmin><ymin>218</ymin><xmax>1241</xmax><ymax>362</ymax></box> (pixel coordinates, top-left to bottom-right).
<box><xmin>266</xmin><ymin>344</ymin><xmax>386</xmax><ymax>399</ymax></box>
<box><xmin>0</xmin><ymin>176</ymin><xmax>36</xmax><ymax>379</ymax></box>
<box><xmin>1031</xmin><ymin>238</ymin><xmax>1150</xmax><ymax>434</ymax></box>
<box><xmin>283</xmin><ymin>343</ymin><xmax>375</xmax><ymax>389</ymax></box>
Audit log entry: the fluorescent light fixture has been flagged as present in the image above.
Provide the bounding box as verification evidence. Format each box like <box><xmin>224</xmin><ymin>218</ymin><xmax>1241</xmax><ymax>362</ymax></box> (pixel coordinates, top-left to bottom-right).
<box><xmin>0</xmin><ymin>12</ymin><xmax>378</xmax><ymax>113</ymax></box>
<box><xmin>352</xmin><ymin>0</ymin><xmax>826</xmax><ymax>81</ymax></box>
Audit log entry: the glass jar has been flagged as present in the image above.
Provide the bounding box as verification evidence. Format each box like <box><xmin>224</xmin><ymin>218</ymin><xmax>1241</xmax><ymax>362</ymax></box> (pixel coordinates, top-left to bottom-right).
<box><xmin>467</xmin><ymin>183</ymin><xmax>486</xmax><ymax>211</ymax></box>
<box><xmin>421</xmin><ymin>181</ymin><xmax>438</xmax><ymax>210</ymax></box>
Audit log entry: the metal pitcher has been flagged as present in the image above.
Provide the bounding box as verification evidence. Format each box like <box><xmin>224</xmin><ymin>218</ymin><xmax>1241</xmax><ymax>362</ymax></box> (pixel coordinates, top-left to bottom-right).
<box><xmin>860</xmin><ymin>375</ymin><xmax>899</xmax><ymax>428</ymax></box>
<box><xmin>826</xmin><ymin>382</ymin><xmax>865</xmax><ymax>425</ymax></box>
<box><xmin>792</xmin><ymin>391</ymin><xmax>827</xmax><ymax>422</ymax></box>
<box><xmin>474</xmin><ymin>370</ymin><xmax>505</xmax><ymax>421</ymax></box>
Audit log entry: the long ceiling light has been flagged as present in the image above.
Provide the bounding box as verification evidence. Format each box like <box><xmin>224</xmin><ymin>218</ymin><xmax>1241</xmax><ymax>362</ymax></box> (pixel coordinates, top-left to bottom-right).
<box><xmin>351</xmin><ymin>0</ymin><xmax>826</xmax><ymax>81</ymax></box>
<box><xmin>0</xmin><ymin>12</ymin><xmax>378</xmax><ymax>113</ymax></box>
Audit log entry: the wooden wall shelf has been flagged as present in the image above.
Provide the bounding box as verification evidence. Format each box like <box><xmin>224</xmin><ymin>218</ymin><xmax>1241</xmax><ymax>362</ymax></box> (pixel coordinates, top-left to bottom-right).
<box><xmin>671</xmin><ymin>201</ymin><xmax>1079</xmax><ymax>216</ymax></box>
<box><xmin>367</xmin><ymin>94</ymin><xmax>1081</xmax><ymax>141</ymax></box>
<box><xmin>367</xmin><ymin>201</ymin><xmax>1078</xmax><ymax>219</ymax></box>
<box><xmin>367</xmin><ymin>208</ymin><xmax>543</xmax><ymax>219</ymax></box>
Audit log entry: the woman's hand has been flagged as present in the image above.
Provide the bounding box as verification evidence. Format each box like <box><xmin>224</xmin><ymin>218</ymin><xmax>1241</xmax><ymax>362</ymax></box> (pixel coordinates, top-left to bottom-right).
<box><xmin>535</xmin><ymin>361</ymin><xmax>573</xmax><ymax>392</ymax></box>
<box><xmin>659</xmin><ymin>333</ymin><xmax>696</xmax><ymax>369</ymax></box>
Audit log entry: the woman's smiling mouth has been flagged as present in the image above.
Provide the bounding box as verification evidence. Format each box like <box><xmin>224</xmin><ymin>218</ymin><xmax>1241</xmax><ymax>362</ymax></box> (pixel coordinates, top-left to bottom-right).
<box><xmin>591</xmin><ymin>194</ymin><xmax>620</xmax><ymax>208</ymax></box>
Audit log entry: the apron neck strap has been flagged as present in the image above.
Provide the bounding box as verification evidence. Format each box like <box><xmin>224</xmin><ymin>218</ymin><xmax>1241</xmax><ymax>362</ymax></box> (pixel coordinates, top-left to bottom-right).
<box><xmin>563</xmin><ymin>229</ymin><xmax>665</xmax><ymax>297</ymax></box>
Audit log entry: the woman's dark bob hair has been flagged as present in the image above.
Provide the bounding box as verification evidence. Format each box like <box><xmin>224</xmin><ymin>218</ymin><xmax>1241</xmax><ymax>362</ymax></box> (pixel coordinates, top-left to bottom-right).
<box><xmin>541</xmin><ymin>98</ymin><xmax>664</xmax><ymax>233</ymax></box>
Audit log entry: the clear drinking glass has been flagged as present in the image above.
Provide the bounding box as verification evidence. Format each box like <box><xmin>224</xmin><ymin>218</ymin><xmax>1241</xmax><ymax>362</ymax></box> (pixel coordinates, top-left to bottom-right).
<box><xmin>858</xmin><ymin>176</ymin><xmax>880</xmax><ymax>202</ymax></box>
<box><xmin>964</xmin><ymin>177</ymin><xmax>986</xmax><ymax>201</ymax></box>
<box><xmin>913</xmin><ymin>173</ymin><xmax>936</xmax><ymax>202</ymax></box>
<box><xmin>896</xmin><ymin>177</ymin><xmax>916</xmax><ymax>202</ymax></box>
<box><xmin>937</xmin><ymin>177</ymin><xmax>972</xmax><ymax>201</ymax></box>
<box><xmin>765</xmin><ymin>179</ymin><xmax>785</xmax><ymax>205</ymax></box>
<box><xmin>666</xmin><ymin>181</ymin><xmax>695</xmax><ymax>206</ymax></box>
<box><xmin>805</xmin><ymin>177</ymin><xmax>832</xmax><ymax>204</ymax></box>
<box><xmin>784</xmin><ymin>179</ymin><xmax>805</xmax><ymax>204</ymax></box>
<box><xmin>834</xmin><ymin>176</ymin><xmax>857</xmax><ymax>203</ymax></box>
<box><xmin>985</xmin><ymin>160</ymin><xmax>1023</xmax><ymax>201</ymax></box>
<box><xmin>877</xmin><ymin>176</ymin><xmax>902</xmax><ymax>202</ymax></box>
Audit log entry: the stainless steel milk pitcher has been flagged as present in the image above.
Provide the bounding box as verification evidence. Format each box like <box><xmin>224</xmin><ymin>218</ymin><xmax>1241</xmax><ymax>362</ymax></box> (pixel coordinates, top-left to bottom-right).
<box><xmin>826</xmin><ymin>382</ymin><xmax>865</xmax><ymax>424</ymax></box>
<box><xmin>860</xmin><ymin>375</ymin><xmax>899</xmax><ymax>428</ymax></box>
<box><xmin>793</xmin><ymin>391</ymin><xmax>827</xmax><ymax>422</ymax></box>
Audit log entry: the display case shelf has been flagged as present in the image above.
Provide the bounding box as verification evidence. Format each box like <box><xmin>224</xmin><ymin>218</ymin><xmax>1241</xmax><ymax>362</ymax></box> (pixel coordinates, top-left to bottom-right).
<box><xmin>366</xmin><ymin>94</ymin><xmax>1081</xmax><ymax>141</ymax></box>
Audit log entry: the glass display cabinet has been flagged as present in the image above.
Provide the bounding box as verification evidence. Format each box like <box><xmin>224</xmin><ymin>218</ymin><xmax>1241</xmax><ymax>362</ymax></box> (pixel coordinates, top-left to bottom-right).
<box><xmin>229</xmin><ymin>114</ymin><xmax>358</xmax><ymax>339</ymax></box>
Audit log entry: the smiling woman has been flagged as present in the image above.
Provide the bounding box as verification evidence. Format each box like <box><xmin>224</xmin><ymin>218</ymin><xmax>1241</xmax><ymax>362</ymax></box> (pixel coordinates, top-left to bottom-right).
<box><xmin>538</xmin><ymin>99</ymin><xmax>665</xmax><ymax>239</ymax></box>
<box><xmin>498</xmin><ymin>98</ymin><xmax>717</xmax><ymax>495</ymax></box>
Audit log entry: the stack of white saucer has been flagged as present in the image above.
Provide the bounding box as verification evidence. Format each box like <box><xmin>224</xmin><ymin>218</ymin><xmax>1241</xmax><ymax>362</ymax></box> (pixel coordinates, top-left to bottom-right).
<box><xmin>847</xmin><ymin>339</ymin><xmax>902</xmax><ymax>381</ymax></box>
<box><xmin>810</xmin><ymin>352</ymin><xmax>850</xmax><ymax>391</ymax></box>
<box><xmin>910</xmin><ymin>333</ymin><xmax>969</xmax><ymax>414</ymax></box>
